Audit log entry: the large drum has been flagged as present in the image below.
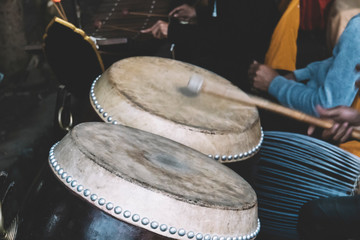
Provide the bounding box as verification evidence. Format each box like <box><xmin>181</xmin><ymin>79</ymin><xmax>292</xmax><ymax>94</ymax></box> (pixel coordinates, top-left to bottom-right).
<box><xmin>15</xmin><ymin>122</ymin><xmax>259</xmax><ymax>240</ymax></box>
<box><xmin>89</xmin><ymin>56</ymin><xmax>263</xmax><ymax>166</ymax></box>
<box><xmin>254</xmin><ymin>131</ymin><xmax>360</xmax><ymax>240</ymax></box>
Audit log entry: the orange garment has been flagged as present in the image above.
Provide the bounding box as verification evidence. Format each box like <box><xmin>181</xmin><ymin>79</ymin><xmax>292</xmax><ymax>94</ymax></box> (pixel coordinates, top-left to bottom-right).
<box><xmin>339</xmin><ymin>94</ymin><xmax>360</xmax><ymax>157</ymax></box>
<box><xmin>265</xmin><ymin>0</ymin><xmax>300</xmax><ymax>71</ymax></box>
<box><xmin>339</xmin><ymin>140</ymin><xmax>360</xmax><ymax>157</ymax></box>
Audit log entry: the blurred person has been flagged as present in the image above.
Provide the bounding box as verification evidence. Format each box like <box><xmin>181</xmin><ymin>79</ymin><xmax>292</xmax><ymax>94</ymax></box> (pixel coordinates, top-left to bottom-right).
<box><xmin>142</xmin><ymin>0</ymin><xmax>279</xmax><ymax>92</ymax></box>
<box><xmin>141</xmin><ymin>3</ymin><xmax>197</xmax><ymax>39</ymax></box>
<box><xmin>249</xmin><ymin>13</ymin><xmax>360</xmax><ymax>116</ymax></box>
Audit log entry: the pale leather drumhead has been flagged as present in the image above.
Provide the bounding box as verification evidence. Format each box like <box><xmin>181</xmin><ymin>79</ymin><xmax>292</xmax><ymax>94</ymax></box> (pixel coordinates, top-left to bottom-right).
<box><xmin>49</xmin><ymin>122</ymin><xmax>259</xmax><ymax>239</ymax></box>
<box><xmin>90</xmin><ymin>57</ymin><xmax>263</xmax><ymax>163</ymax></box>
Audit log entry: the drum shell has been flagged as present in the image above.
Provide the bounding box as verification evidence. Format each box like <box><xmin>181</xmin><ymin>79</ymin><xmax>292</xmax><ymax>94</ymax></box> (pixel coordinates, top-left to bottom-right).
<box><xmin>89</xmin><ymin>57</ymin><xmax>263</xmax><ymax>163</ymax></box>
<box><xmin>16</xmin><ymin>164</ymin><xmax>172</xmax><ymax>240</ymax></box>
<box><xmin>52</xmin><ymin>122</ymin><xmax>259</xmax><ymax>238</ymax></box>
<box><xmin>17</xmin><ymin>121</ymin><xmax>260</xmax><ymax>240</ymax></box>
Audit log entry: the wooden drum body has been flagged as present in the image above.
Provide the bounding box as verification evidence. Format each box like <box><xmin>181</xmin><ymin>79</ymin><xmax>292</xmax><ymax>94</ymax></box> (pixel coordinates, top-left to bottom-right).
<box><xmin>89</xmin><ymin>57</ymin><xmax>263</xmax><ymax>164</ymax></box>
<box><xmin>16</xmin><ymin>163</ymin><xmax>170</xmax><ymax>240</ymax></box>
<box><xmin>16</xmin><ymin>122</ymin><xmax>259</xmax><ymax>240</ymax></box>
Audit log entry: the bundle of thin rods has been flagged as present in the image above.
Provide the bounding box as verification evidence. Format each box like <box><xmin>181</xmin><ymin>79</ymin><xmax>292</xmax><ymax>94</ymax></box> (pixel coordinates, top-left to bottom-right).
<box><xmin>254</xmin><ymin>131</ymin><xmax>360</xmax><ymax>239</ymax></box>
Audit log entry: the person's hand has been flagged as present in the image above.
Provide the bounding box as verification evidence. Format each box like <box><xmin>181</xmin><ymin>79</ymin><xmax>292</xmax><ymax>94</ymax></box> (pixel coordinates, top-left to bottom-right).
<box><xmin>140</xmin><ymin>20</ymin><xmax>169</xmax><ymax>39</ymax></box>
<box><xmin>169</xmin><ymin>4</ymin><xmax>196</xmax><ymax>22</ymax></box>
<box><xmin>248</xmin><ymin>61</ymin><xmax>279</xmax><ymax>92</ymax></box>
<box><xmin>308</xmin><ymin>105</ymin><xmax>360</xmax><ymax>143</ymax></box>
<box><xmin>355</xmin><ymin>63</ymin><xmax>360</xmax><ymax>88</ymax></box>
<box><xmin>308</xmin><ymin>63</ymin><xmax>360</xmax><ymax>142</ymax></box>
<box><xmin>356</xmin><ymin>78</ymin><xmax>360</xmax><ymax>88</ymax></box>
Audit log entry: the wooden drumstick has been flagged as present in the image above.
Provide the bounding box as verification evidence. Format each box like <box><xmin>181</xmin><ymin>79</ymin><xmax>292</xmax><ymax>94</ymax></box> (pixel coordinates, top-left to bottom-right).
<box><xmin>187</xmin><ymin>75</ymin><xmax>360</xmax><ymax>140</ymax></box>
<box><xmin>52</xmin><ymin>0</ymin><xmax>68</xmax><ymax>21</ymax></box>
<box><xmin>59</xmin><ymin>3</ymin><xmax>68</xmax><ymax>21</ymax></box>
<box><xmin>52</xmin><ymin>3</ymin><xmax>66</xmax><ymax>20</ymax></box>
<box><xmin>120</xmin><ymin>8</ymin><xmax>168</xmax><ymax>18</ymax></box>
<box><xmin>98</xmin><ymin>25</ymin><xmax>139</xmax><ymax>33</ymax></box>
<box><xmin>128</xmin><ymin>11</ymin><xmax>168</xmax><ymax>18</ymax></box>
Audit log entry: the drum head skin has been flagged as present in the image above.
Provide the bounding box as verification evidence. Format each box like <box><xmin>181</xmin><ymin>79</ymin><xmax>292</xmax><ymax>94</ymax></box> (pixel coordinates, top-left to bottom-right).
<box><xmin>90</xmin><ymin>57</ymin><xmax>263</xmax><ymax>163</ymax></box>
<box><xmin>49</xmin><ymin>122</ymin><xmax>259</xmax><ymax>239</ymax></box>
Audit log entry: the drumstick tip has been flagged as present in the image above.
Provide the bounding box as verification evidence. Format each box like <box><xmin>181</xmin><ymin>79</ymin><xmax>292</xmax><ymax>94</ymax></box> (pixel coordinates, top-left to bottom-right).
<box><xmin>121</xmin><ymin>8</ymin><xmax>129</xmax><ymax>16</ymax></box>
<box><xmin>187</xmin><ymin>74</ymin><xmax>204</xmax><ymax>94</ymax></box>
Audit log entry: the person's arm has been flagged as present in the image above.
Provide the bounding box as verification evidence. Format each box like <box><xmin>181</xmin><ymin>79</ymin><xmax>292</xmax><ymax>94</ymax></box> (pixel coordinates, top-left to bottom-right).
<box><xmin>141</xmin><ymin>20</ymin><xmax>169</xmax><ymax>39</ymax></box>
<box><xmin>293</xmin><ymin>60</ymin><xmax>326</xmax><ymax>82</ymax></box>
<box><xmin>249</xmin><ymin>60</ymin><xmax>324</xmax><ymax>86</ymax></box>
<box><xmin>169</xmin><ymin>4</ymin><xmax>197</xmax><ymax>23</ymax></box>
<box><xmin>248</xmin><ymin>61</ymin><xmax>279</xmax><ymax>92</ymax></box>
<box><xmin>269</xmin><ymin>15</ymin><xmax>360</xmax><ymax>116</ymax></box>
<box><xmin>250</xmin><ymin>59</ymin><xmax>359</xmax><ymax>116</ymax></box>
<box><xmin>269</xmin><ymin>53</ymin><xmax>360</xmax><ymax>116</ymax></box>
<box><xmin>307</xmin><ymin>66</ymin><xmax>360</xmax><ymax>142</ymax></box>
<box><xmin>141</xmin><ymin>4</ymin><xmax>198</xmax><ymax>40</ymax></box>
<box><xmin>269</xmin><ymin>61</ymin><xmax>360</xmax><ymax>116</ymax></box>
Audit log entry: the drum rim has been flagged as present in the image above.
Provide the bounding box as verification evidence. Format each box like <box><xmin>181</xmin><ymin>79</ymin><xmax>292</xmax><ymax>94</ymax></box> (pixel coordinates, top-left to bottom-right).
<box><xmin>89</xmin><ymin>57</ymin><xmax>263</xmax><ymax>163</ymax></box>
<box><xmin>49</xmin><ymin>146</ymin><xmax>260</xmax><ymax>240</ymax></box>
<box><xmin>48</xmin><ymin>123</ymin><xmax>260</xmax><ymax>239</ymax></box>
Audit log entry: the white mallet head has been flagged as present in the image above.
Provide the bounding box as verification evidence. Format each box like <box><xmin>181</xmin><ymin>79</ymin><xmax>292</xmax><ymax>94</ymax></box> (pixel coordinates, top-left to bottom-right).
<box><xmin>187</xmin><ymin>74</ymin><xmax>204</xmax><ymax>94</ymax></box>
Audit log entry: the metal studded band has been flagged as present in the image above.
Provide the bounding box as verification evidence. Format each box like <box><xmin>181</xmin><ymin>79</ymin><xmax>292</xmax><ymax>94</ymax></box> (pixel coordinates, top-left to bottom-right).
<box><xmin>90</xmin><ymin>75</ymin><xmax>118</xmax><ymax>125</ymax></box>
<box><xmin>209</xmin><ymin>130</ymin><xmax>263</xmax><ymax>162</ymax></box>
<box><xmin>90</xmin><ymin>75</ymin><xmax>263</xmax><ymax>162</ymax></box>
<box><xmin>48</xmin><ymin>143</ymin><xmax>260</xmax><ymax>240</ymax></box>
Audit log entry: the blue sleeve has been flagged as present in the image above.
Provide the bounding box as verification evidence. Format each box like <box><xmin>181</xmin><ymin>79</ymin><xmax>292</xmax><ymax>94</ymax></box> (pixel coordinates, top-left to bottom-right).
<box><xmin>268</xmin><ymin>16</ymin><xmax>360</xmax><ymax>116</ymax></box>
<box><xmin>294</xmin><ymin>60</ymin><xmax>329</xmax><ymax>82</ymax></box>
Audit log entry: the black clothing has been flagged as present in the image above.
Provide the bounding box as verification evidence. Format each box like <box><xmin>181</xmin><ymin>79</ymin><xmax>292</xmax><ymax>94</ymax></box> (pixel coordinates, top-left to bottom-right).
<box><xmin>168</xmin><ymin>0</ymin><xmax>279</xmax><ymax>92</ymax></box>
<box><xmin>298</xmin><ymin>195</ymin><xmax>360</xmax><ymax>240</ymax></box>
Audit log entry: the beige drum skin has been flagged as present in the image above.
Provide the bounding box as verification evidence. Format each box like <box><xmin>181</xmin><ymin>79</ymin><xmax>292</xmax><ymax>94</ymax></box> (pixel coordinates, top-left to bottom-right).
<box><xmin>89</xmin><ymin>57</ymin><xmax>263</xmax><ymax>163</ymax></box>
<box><xmin>49</xmin><ymin>122</ymin><xmax>260</xmax><ymax>239</ymax></box>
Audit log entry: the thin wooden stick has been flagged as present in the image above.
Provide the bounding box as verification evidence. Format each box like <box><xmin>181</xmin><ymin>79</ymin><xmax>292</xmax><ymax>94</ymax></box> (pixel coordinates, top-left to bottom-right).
<box><xmin>58</xmin><ymin>2</ymin><xmax>68</xmax><ymax>21</ymax></box>
<box><xmin>170</xmin><ymin>43</ymin><xmax>175</xmax><ymax>59</ymax></box>
<box><xmin>99</xmin><ymin>25</ymin><xmax>139</xmax><ymax>33</ymax></box>
<box><xmin>53</xmin><ymin>3</ymin><xmax>66</xmax><ymax>20</ymax></box>
<box><xmin>187</xmin><ymin>76</ymin><xmax>360</xmax><ymax>140</ymax></box>
<box><xmin>127</xmin><ymin>11</ymin><xmax>168</xmax><ymax>18</ymax></box>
